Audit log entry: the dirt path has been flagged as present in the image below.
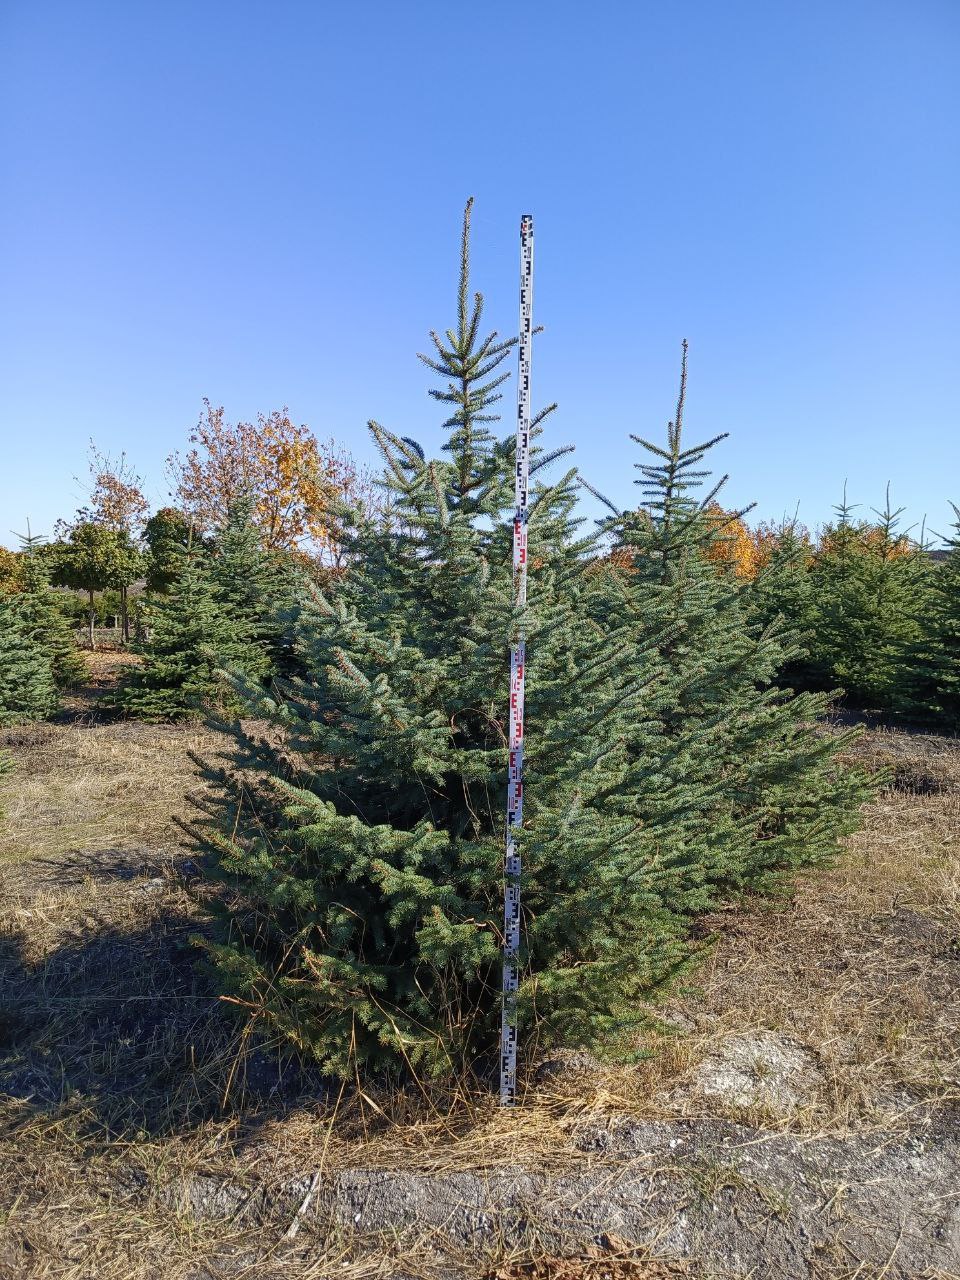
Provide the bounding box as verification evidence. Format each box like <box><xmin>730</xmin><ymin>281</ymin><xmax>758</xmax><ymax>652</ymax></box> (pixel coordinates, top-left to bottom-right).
<box><xmin>163</xmin><ymin>1114</ymin><xmax>960</xmax><ymax>1278</ymax></box>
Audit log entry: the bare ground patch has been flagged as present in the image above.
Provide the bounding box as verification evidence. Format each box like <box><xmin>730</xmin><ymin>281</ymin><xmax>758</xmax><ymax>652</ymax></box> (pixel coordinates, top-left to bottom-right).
<box><xmin>0</xmin><ymin>719</ymin><xmax>958</xmax><ymax>1277</ymax></box>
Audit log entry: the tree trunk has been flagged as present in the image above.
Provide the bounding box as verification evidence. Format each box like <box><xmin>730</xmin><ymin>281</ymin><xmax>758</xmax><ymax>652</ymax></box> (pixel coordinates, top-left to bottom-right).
<box><xmin>121</xmin><ymin>584</ymin><xmax>129</xmax><ymax>643</ymax></box>
<box><xmin>88</xmin><ymin>589</ymin><xmax>96</xmax><ymax>651</ymax></box>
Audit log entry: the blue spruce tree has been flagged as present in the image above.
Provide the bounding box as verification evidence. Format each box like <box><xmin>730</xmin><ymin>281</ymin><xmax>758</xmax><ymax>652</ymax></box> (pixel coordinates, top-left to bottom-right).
<box><xmin>195</xmin><ymin>203</ymin><xmax>692</xmax><ymax>1077</ymax></box>
<box><xmin>601</xmin><ymin>344</ymin><xmax>871</xmax><ymax>910</ymax></box>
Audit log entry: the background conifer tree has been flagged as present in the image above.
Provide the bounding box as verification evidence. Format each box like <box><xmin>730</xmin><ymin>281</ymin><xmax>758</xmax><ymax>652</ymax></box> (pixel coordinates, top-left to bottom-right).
<box><xmin>0</xmin><ymin>595</ymin><xmax>59</xmax><ymax>725</ymax></box>
<box><xmin>806</xmin><ymin>489</ymin><xmax>933</xmax><ymax>710</ymax></box>
<box><xmin>206</xmin><ymin>498</ymin><xmax>300</xmax><ymax>680</ymax></box>
<box><xmin>14</xmin><ymin>533</ymin><xmax>86</xmax><ymax>690</ymax></box>
<box><xmin>0</xmin><ymin>530</ymin><xmax>82</xmax><ymax>725</ymax></box>
<box><xmin>120</xmin><ymin>506</ymin><xmax>291</xmax><ymax>720</ymax></box>
<box><xmin>743</xmin><ymin>521</ymin><xmax>819</xmax><ymax>691</ymax></box>
<box><xmin>118</xmin><ymin>546</ymin><xmax>245</xmax><ymax>721</ymax></box>
<box><xmin>903</xmin><ymin>505</ymin><xmax>960</xmax><ymax>726</ymax></box>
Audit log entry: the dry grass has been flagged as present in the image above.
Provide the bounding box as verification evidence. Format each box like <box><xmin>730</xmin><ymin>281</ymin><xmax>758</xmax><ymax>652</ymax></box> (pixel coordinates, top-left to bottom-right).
<box><xmin>637</xmin><ymin>785</ymin><xmax>960</xmax><ymax>1130</ymax></box>
<box><xmin>544</xmin><ymin>746</ymin><xmax>959</xmax><ymax>1138</ymax></box>
<box><xmin>1</xmin><ymin>684</ymin><xmax>959</xmax><ymax>1277</ymax></box>
<box><xmin>490</xmin><ymin>1242</ymin><xmax>692</xmax><ymax>1279</ymax></box>
<box><xmin>0</xmin><ymin>719</ymin><xmax>227</xmax><ymax>864</ymax></box>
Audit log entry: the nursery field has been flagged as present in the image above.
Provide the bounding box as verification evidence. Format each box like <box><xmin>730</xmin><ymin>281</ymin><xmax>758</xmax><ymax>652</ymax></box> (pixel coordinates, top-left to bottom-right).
<box><xmin>4</xmin><ymin>1</ymin><xmax>957</xmax><ymax>1275</ymax></box>
<box><xmin>0</xmin><ymin>656</ymin><xmax>958</xmax><ymax>1280</ymax></box>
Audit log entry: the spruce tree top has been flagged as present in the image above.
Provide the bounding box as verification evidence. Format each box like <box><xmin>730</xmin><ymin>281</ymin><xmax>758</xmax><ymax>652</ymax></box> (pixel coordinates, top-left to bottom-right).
<box><xmin>416</xmin><ymin>197</ymin><xmax>518</xmax><ymax>510</ymax></box>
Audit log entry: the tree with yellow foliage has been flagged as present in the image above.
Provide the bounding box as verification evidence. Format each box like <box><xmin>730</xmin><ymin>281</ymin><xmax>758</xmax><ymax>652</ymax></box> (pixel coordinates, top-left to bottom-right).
<box><xmin>700</xmin><ymin>506</ymin><xmax>818</xmax><ymax>583</ymax></box>
<box><xmin>80</xmin><ymin>445</ymin><xmax>150</xmax><ymax>535</ymax></box>
<box><xmin>168</xmin><ymin>401</ymin><xmax>368</xmax><ymax>563</ymax></box>
<box><xmin>701</xmin><ymin>503</ymin><xmax>763</xmax><ymax>579</ymax></box>
<box><xmin>0</xmin><ymin>547</ymin><xmax>20</xmax><ymax>594</ymax></box>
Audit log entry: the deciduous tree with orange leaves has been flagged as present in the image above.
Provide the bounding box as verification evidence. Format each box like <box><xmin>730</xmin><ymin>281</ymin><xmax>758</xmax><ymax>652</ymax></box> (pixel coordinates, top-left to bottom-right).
<box><xmin>701</xmin><ymin>503</ymin><xmax>763</xmax><ymax>579</ymax></box>
<box><xmin>700</xmin><ymin>507</ymin><xmax>820</xmax><ymax>584</ymax></box>
<box><xmin>168</xmin><ymin>401</ymin><xmax>368</xmax><ymax>563</ymax></box>
<box><xmin>81</xmin><ymin>445</ymin><xmax>150</xmax><ymax>534</ymax></box>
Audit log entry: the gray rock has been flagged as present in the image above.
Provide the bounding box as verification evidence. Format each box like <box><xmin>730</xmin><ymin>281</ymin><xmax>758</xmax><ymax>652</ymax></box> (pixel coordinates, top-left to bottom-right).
<box><xmin>532</xmin><ymin>1048</ymin><xmax>605</xmax><ymax>1082</ymax></box>
<box><xmin>685</xmin><ymin>1029</ymin><xmax>821</xmax><ymax>1114</ymax></box>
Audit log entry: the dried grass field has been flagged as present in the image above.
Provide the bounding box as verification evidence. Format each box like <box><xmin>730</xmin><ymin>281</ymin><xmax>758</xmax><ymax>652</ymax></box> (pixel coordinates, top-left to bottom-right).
<box><xmin>0</xmin><ymin>657</ymin><xmax>958</xmax><ymax>1279</ymax></box>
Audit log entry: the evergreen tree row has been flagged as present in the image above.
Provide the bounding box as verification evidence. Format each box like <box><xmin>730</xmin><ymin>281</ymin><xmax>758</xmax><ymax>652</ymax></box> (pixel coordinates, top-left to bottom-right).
<box><xmin>0</xmin><ymin>537</ymin><xmax>85</xmax><ymax>726</ymax></box>
<box><xmin>745</xmin><ymin>496</ymin><xmax>959</xmax><ymax>726</ymax></box>
<box><xmin>911</xmin><ymin>506</ymin><xmax>960</xmax><ymax>725</ymax></box>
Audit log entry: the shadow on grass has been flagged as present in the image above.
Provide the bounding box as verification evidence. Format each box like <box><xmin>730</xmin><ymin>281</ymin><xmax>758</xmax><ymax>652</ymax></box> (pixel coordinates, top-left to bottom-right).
<box><xmin>0</xmin><ymin>849</ymin><xmax>332</xmax><ymax>1141</ymax></box>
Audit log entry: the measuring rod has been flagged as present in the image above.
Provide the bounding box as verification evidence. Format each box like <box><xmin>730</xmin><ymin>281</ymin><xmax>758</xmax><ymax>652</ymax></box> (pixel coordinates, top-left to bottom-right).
<box><xmin>500</xmin><ymin>213</ymin><xmax>533</xmax><ymax>1107</ymax></box>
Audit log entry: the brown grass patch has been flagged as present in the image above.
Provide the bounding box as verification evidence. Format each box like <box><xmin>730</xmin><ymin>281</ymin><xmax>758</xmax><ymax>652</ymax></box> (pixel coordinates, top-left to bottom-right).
<box><xmin>631</xmin><ymin>785</ymin><xmax>960</xmax><ymax>1133</ymax></box>
<box><xmin>0</xmin><ymin>719</ymin><xmax>228</xmax><ymax>863</ymax></box>
<box><xmin>488</xmin><ymin>1238</ymin><xmax>692</xmax><ymax>1279</ymax></box>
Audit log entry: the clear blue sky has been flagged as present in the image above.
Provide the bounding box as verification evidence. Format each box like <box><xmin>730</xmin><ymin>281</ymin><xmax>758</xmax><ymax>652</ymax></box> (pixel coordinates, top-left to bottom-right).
<box><xmin>1</xmin><ymin>0</ymin><xmax>957</xmax><ymax>549</ymax></box>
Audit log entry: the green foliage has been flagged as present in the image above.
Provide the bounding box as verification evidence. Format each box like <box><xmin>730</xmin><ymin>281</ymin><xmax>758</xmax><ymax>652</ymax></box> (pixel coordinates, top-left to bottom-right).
<box><xmin>52</xmin><ymin>590</ymin><xmax>91</xmax><ymax>627</ymax></box>
<box><xmin>0</xmin><ymin>595</ymin><xmax>59</xmax><ymax>725</ymax></box>
<box><xmin>602</xmin><ymin>350</ymin><xmax>870</xmax><ymax>911</ymax></box>
<box><xmin>743</xmin><ymin>523</ymin><xmax>820</xmax><ymax>691</ymax></box>
<box><xmin>0</xmin><ymin>533</ymin><xmax>86</xmax><ymax>726</ymax></box>
<box><xmin>144</xmin><ymin>507</ymin><xmax>195</xmax><ymax>593</ymax></box>
<box><xmin>903</xmin><ymin>505</ymin><xmax>960</xmax><ymax>726</ymax></box>
<box><xmin>801</xmin><ymin>491</ymin><xmax>934</xmax><ymax>711</ymax></box>
<box><xmin>14</xmin><ymin>536</ymin><xmax>86</xmax><ymax>689</ymax></box>
<box><xmin>52</xmin><ymin>521</ymin><xmax>145</xmax><ymax>646</ymax></box>
<box><xmin>194</xmin><ymin>209</ymin><xmax>870</xmax><ymax>1084</ymax></box>
<box><xmin>206</xmin><ymin>498</ymin><xmax>301</xmax><ymax>679</ymax></box>
<box><xmin>196</xmin><ymin>204</ymin><xmax>640</xmax><ymax>1076</ymax></box>
<box><xmin>49</xmin><ymin>587</ymin><xmax>136</xmax><ymax>630</ymax></box>
<box><xmin>745</xmin><ymin>523</ymin><xmax>814</xmax><ymax>616</ymax></box>
<box><xmin>119</xmin><ymin>505</ymin><xmax>288</xmax><ymax>721</ymax></box>
<box><xmin>98</xmin><ymin>588</ymin><xmax>123</xmax><ymax>621</ymax></box>
<box><xmin>118</xmin><ymin>547</ymin><xmax>244</xmax><ymax>721</ymax></box>
<box><xmin>53</xmin><ymin>521</ymin><xmax>143</xmax><ymax>597</ymax></box>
